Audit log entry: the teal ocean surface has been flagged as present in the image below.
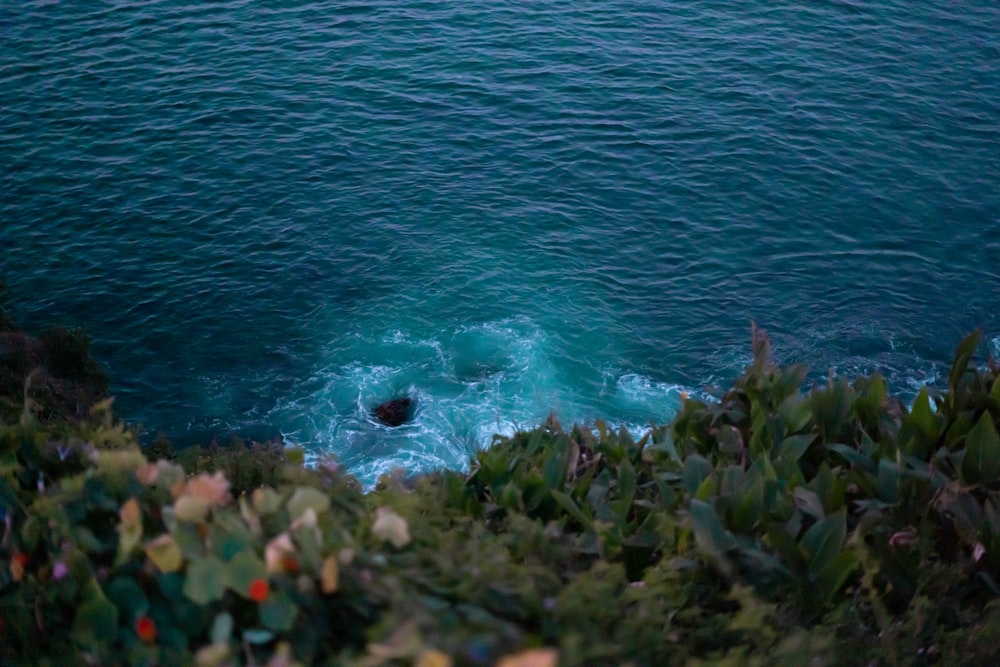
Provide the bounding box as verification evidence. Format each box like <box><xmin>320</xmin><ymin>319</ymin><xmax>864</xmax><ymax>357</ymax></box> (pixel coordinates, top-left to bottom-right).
<box><xmin>2</xmin><ymin>1</ymin><xmax>999</xmax><ymax>485</ymax></box>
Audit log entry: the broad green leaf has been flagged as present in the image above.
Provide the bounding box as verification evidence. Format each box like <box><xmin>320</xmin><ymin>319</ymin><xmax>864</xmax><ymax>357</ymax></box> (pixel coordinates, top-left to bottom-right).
<box><xmin>542</xmin><ymin>449</ymin><xmax>566</xmax><ymax>490</ymax></box>
<box><xmin>106</xmin><ymin>577</ymin><xmax>149</xmax><ymax>619</ymax></box>
<box><xmin>813</xmin><ymin>550</ymin><xmax>859</xmax><ymax>607</ymax></box>
<box><xmin>827</xmin><ymin>443</ymin><xmax>876</xmax><ymax>474</ymax></box>
<box><xmin>683</xmin><ymin>455</ymin><xmax>713</xmax><ymax>497</ymax></box>
<box><xmin>909</xmin><ymin>388</ymin><xmax>937</xmax><ymax>434</ymax></box>
<box><xmin>551</xmin><ymin>490</ymin><xmax>592</xmax><ymax>529</ymax></box>
<box><xmin>876</xmin><ymin>458</ymin><xmax>899</xmax><ymax>503</ymax></box>
<box><xmin>252</xmin><ymin>487</ymin><xmax>283</xmax><ymax>515</ymax></box>
<box><xmin>944</xmin><ymin>491</ymin><xmax>983</xmax><ymax>543</ymax></box>
<box><xmin>776</xmin><ymin>433</ymin><xmax>816</xmax><ymax>466</ymax></box>
<box><xmin>961</xmin><ymin>413</ymin><xmax>1000</xmax><ymax>484</ymax></box>
<box><xmin>799</xmin><ymin>508</ymin><xmax>846</xmax><ymax>575</ymax></box>
<box><xmin>652</xmin><ymin>472</ymin><xmax>678</xmax><ymax>510</ymax></box>
<box><xmin>904</xmin><ymin>388</ymin><xmax>938</xmax><ymax>459</ymax></box>
<box><xmin>617</xmin><ymin>459</ymin><xmax>636</xmax><ymax>502</ymax></box>
<box><xmin>949</xmin><ymin>330</ymin><xmax>981</xmax><ymax>396</ymax></box>
<box><xmin>145</xmin><ymin>534</ymin><xmax>183</xmax><ymax>574</ymax></box>
<box><xmin>259</xmin><ymin>590</ymin><xmax>297</xmax><ymax>632</ymax></box>
<box><xmin>174</xmin><ymin>495</ymin><xmax>211</xmax><ymax>522</ymax></box>
<box><xmin>689</xmin><ymin>499</ymin><xmax>735</xmax><ymax>562</ymax></box>
<box><xmin>183</xmin><ymin>556</ymin><xmax>227</xmax><ymax>605</ymax></box>
<box><xmin>792</xmin><ymin>487</ymin><xmax>825</xmax><ymax>520</ymax></box>
<box><xmin>765</xmin><ymin>525</ymin><xmax>807</xmax><ymax>573</ymax></box>
<box><xmin>780</xmin><ymin>396</ymin><xmax>813</xmax><ymax>434</ymax></box>
<box><xmin>730</xmin><ymin>475</ymin><xmax>764</xmax><ymax>533</ymax></box>
<box><xmin>73</xmin><ymin>594</ymin><xmax>119</xmax><ymax>644</ymax></box>
<box><xmin>694</xmin><ymin>474</ymin><xmax>717</xmax><ymax>502</ymax></box>
<box><xmin>286</xmin><ymin>487</ymin><xmax>331</xmax><ymax>520</ymax></box>
<box><xmin>226</xmin><ymin>550</ymin><xmax>268</xmax><ymax>597</ymax></box>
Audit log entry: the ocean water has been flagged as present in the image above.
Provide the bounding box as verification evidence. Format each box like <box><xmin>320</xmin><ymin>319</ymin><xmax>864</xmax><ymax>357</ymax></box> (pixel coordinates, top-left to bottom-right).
<box><xmin>2</xmin><ymin>0</ymin><xmax>998</xmax><ymax>484</ymax></box>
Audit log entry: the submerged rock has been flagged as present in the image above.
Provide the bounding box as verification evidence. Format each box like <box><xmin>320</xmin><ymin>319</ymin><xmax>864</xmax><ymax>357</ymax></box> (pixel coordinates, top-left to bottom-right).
<box><xmin>372</xmin><ymin>397</ymin><xmax>413</xmax><ymax>427</ymax></box>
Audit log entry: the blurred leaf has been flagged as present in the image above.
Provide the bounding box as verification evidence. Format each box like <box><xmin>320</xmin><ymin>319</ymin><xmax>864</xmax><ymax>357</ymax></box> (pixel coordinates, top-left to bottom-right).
<box><xmin>107</xmin><ymin>576</ymin><xmax>149</xmax><ymax>619</ymax></box>
<box><xmin>252</xmin><ymin>487</ymin><xmax>283</xmax><ymax>515</ymax></box>
<box><xmin>184</xmin><ymin>557</ymin><xmax>227</xmax><ymax>605</ymax></box>
<box><xmin>551</xmin><ymin>490</ymin><xmax>592</xmax><ymax>529</ymax></box>
<box><xmin>777</xmin><ymin>433</ymin><xmax>816</xmax><ymax>466</ymax></box>
<box><xmin>286</xmin><ymin>486</ymin><xmax>330</xmax><ymax>520</ymax></box>
<box><xmin>813</xmin><ymin>550</ymin><xmax>859</xmax><ymax>607</ymax></box>
<box><xmin>210</xmin><ymin>612</ymin><xmax>234</xmax><ymax>645</ymax></box>
<box><xmin>800</xmin><ymin>508</ymin><xmax>846</xmax><ymax>575</ymax></box>
<box><xmin>259</xmin><ymin>590</ymin><xmax>297</xmax><ymax>632</ymax></box>
<box><xmin>618</xmin><ymin>458</ymin><xmax>637</xmax><ymax>502</ymax></box>
<box><xmin>876</xmin><ymin>458</ymin><xmax>899</xmax><ymax>503</ymax></box>
<box><xmin>683</xmin><ymin>454</ymin><xmax>713</xmax><ymax>497</ymax></box>
<box><xmin>174</xmin><ymin>495</ymin><xmax>211</xmax><ymax>522</ymax></box>
<box><xmin>949</xmin><ymin>330</ymin><xmax>982</xmax><ymax>396</ymax></box>
<box><xmin>827</xmin><ymin>443</ymin><xmax>875</xmax><ymax>474</ymax></box>
<box><xmin>961</xmin><ymin>412</ymin><xmax>1000</xmax><ymax>484</ymax></box>
<box><xmin>145</xmin><ymin>533</ymin><xmax>183</xmax><ymax>574</ymax></box>
<box><xmin>781</xmin><ymin>396</ymin><xmax>814</xmax><ymax>435</ymax></box>
<box><xmin>73</xmin><ymin>592</ymin><xmax>119</xmax><ymax>643</ymax></box>
<box><xmin>793</xmin><ymin>488</ymin><xmax>825</xmax><ymax>520</ymax></box>
<box><xmin>690</xmin><ymin>499</ymin><xmax>735</xmax><ymax>570</ymax></box>
<box><xmin>226</xmin><ymin>550</ymin><xmax>267</xmax><ymax>597</ymax></box>
<box><xmin>694</xmin><ymin>474</ymin><xmax>717</xmax><ymax>502</ymax></box>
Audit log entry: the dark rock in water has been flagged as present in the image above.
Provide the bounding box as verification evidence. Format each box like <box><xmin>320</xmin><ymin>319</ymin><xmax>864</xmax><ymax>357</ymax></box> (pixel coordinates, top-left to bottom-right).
<box><xmin>372</xmin><ymin>397</ymin><xmax>413</xmax><ymax>427</ymax></box>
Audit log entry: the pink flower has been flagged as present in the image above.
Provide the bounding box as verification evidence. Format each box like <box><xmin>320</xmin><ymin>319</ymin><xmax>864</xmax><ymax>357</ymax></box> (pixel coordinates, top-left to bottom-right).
<box><xmin>52</xmin><ymin>561</ymin><xmax>69</xmax><ymax>580</ymax></box>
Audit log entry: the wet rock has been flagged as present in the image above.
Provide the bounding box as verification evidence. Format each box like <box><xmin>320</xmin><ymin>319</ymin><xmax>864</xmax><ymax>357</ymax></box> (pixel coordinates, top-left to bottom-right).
<box><xmin>372</xmin><ymin>397</ymin><xmax>413</xmax><ymax>427</ymax></box>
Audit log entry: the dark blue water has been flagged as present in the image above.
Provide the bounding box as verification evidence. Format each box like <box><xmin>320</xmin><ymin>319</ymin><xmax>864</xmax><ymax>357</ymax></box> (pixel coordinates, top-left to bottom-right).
<box><xmin>3</xmin><ymin>0</ymin><xmax>999</xmax><ymax>484</ymax></box>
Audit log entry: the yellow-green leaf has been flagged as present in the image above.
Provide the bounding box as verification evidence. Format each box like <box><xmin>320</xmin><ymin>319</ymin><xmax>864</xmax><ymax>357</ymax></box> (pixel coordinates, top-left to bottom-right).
<box><xmin>146</xmin><ymin>533</ymin><xmax>184</xmax><ymax>574</ymax></box>
<box><xmin>287</xmin><ymin>487</ymin><xmax>330</xmax><ymax>520</ymax></box>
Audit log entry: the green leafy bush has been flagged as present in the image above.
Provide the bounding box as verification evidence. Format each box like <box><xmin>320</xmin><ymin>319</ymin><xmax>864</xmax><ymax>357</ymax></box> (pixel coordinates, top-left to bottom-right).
<box><xmin>2</xmin><ymin>320</ymin><xmax>1000</xmax><ymax>666</ymax></box>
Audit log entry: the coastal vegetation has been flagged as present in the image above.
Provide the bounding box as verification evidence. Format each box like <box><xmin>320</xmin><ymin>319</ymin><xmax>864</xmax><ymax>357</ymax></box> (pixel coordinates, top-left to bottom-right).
<box><xmin>2</xmin><ymin>290</ymin><xmax>999</xmax><ymax>665</ymax></box>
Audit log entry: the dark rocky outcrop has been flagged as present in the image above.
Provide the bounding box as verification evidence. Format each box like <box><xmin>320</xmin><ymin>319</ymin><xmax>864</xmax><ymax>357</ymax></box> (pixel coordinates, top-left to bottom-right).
<box><xmin>0</xmin><ymin>285</ymin><xmax>109</xmax><ymax>423</ymax></box>
<box><xmin>372</xmin><ymin>397</ymin><xmax>412</xmax><ymax>427</ymax></box>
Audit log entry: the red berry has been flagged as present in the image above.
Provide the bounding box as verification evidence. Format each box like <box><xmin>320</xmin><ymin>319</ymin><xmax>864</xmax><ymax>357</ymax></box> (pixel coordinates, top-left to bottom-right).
<box><xmin>136</xmin><ymin>616</ymin><xmax>156</xmax><ymax>644</ymax></box>
<box><xmin>249</xmin><ymin>578</ymin><xmax>269</xmax><ymax>602</ymax></box>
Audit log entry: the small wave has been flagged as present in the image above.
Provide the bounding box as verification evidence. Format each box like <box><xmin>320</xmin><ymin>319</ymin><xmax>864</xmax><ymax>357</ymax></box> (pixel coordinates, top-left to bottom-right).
<box><xmin>613</xmin><ymin>373</ymin><xmax>688</xmax><ymax>419</ymax></box>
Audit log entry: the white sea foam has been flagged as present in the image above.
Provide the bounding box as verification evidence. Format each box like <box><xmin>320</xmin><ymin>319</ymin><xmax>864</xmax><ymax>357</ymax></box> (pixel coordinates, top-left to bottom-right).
<box><xmin>273</xmin><ymin>318</ymin><xmax>573</xmax><ymax>487</ymax></box>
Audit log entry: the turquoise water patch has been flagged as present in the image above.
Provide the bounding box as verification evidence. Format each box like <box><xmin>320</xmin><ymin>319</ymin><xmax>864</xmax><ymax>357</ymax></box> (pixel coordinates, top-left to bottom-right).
<box><xmin>270</xmin><ymin>318</ymin><xmax>689</xmax><ymax>485</ymax></box>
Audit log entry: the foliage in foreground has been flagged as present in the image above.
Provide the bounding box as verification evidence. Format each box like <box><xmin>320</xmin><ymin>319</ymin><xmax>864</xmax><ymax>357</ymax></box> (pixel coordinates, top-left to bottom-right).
<box><xmin>2</xmin><ymin>320</ymin><xmax>1000</xmax><ymax>665</ymax></box>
